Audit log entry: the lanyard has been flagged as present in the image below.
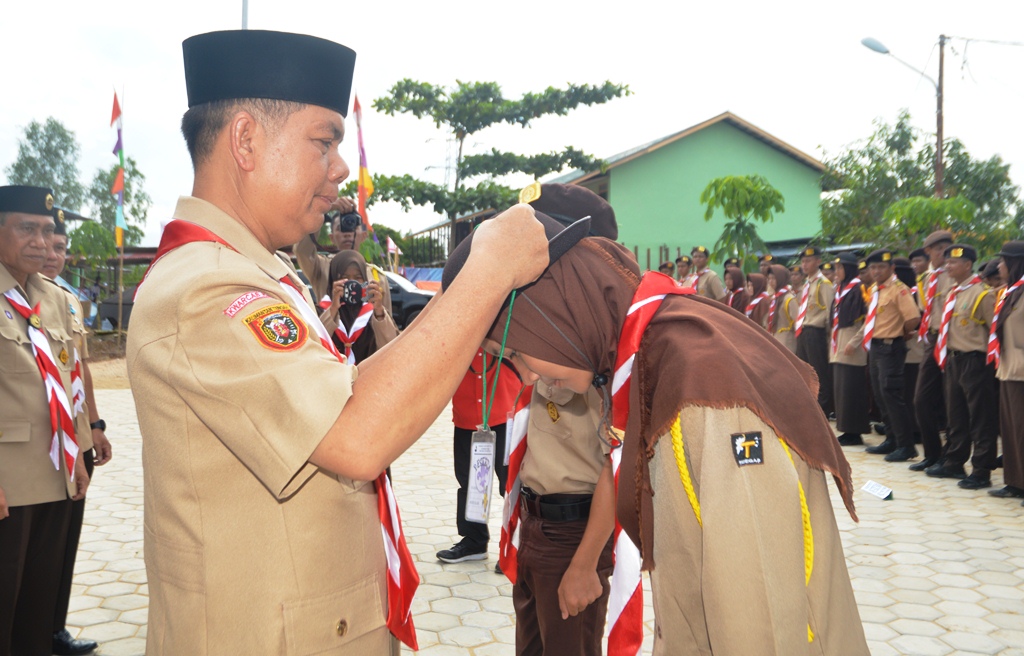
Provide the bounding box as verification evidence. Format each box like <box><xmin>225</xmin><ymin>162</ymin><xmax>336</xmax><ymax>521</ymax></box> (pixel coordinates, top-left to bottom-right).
<box><xmin>480</xmin><ymin>291</ymin><xmax>517</xmax><ymax>430</ymax></box>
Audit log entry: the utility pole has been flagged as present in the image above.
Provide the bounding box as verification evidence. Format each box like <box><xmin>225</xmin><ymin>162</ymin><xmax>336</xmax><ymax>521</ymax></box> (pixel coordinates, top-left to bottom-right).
<box><xmin>935</xmin><ymin>35</ymin><xmax>946</xmax><ymax>198</ymax></box>
<box><xmin>242</xmin><ymin>0</ymin><xmax>248</xmax><ymax>29</ymax></box>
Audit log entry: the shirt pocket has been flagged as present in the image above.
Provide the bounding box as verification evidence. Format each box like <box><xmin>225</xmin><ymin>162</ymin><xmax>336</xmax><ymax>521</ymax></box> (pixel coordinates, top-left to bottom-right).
<box><xmin>0</xmin><ymin>321</ymin><xmax>37</xmax><ymax>374</ymax></box>
<box><xmin>281</xmin><ymin>572</ymin><xmax>386</xmax><ymax>655</ymax></box>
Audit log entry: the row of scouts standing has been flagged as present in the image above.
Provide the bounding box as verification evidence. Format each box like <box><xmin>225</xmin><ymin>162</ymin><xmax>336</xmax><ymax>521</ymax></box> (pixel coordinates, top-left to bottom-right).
<box><xmin>0</xmin><ymin>186</ymin><xmax>114</xmax><ymax>656</ymax></box>
<box><xmin>660</xmin><ymin>230</ymin><xmax>1024</xmax><ymax>503</ymax></box>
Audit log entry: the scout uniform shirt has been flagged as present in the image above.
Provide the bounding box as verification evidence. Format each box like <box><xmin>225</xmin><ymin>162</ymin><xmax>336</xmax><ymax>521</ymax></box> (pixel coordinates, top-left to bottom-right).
<box><xmin>686</xmin><ymin>267</ymin><xmax>727</xmax><ymax>301</ymax></box>
<box><xmin>520</xmin><ymin>382</ymin><xmax>607</xmax><ymax>496</ymax></box>
<box><xmin>293</xmin><ymin>234</ymin><xmax>393</xmax><ymax>316</ymax></box>
<box><xmin>801</xmin><ymin>273</ymin><xmax>835</xmax><ymax>329</ymax></box>
<box><xmin>920</xmin><ymin>268</ymin><xmax>954</xmax><ymax>334</ymax></box>
<box><xmin>947</xmin><ymin>282</ymin><xmax>995</xmax><ymax>353</ymax></box>
<box><xmin>127</xmin><ymin>197</ymin><xmax>393</xmax><ymax>655</ymax></box>
<box><xmin>0</xmin><ymin>266</ymin><xmax>78</xmax><ymax>506</ymax></box>
<box><xmin>54</xmin><ymin>282</ymin><xmax>94</xmax><ymax>452</ymax></box>
<box><xmin>997</xmin><ymin>292</ymin><xmax>1024</xmax><ymax>383</ymax></box>
<box><xmin>871</xmin><ymin>276</ymin><xmax>920</xmax><ymax>339</ymax></box>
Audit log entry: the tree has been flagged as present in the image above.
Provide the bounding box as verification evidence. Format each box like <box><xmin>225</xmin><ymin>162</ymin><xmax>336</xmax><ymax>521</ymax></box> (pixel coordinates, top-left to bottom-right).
<box><xmin>67</xmin><ymin>220</ymin><xmax>117</xmax><ymax>270</ymax></box>
<box><xmin>4</xmin><ymin>117</ymin><xmax>87</xmax><ymax>210</ymax></box>
<box><xmin>699</xmin><ymin>175</ymin><xmax>785</xmax><ymax>271</ymax></box>
<box><xmin>347</xmin><ymin>80</ymin><xmax>630</xmax><ymax>254</ymax></box>
<box><xmin>86</xmin><ymin>157</ymin><xmax>150</xmax><ymax>247</ymax></box>
<box><xmin>880</xmin><ymin>195</ymin><xmax>1013</xmax><ymax>255</ymax></box>
<box><xmin>821</xmin><ymin>111</ymin><xmax>1020</xmax><ymax>253</ymax></box>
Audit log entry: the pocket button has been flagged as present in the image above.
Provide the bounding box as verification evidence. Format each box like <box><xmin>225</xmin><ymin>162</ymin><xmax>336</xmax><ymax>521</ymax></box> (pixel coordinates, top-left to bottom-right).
<box><xmin>336</xmin><ymin>619</ymin><xmax>348</xmax><ymax>637</ymax></box>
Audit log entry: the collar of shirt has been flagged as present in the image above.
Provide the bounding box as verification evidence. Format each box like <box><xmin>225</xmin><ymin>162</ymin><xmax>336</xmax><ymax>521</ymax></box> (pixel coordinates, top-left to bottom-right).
<box><xmin>0</xmin><ymin>263</ymin><xmax>46</xmax><ymax>304</ymax></box>
<box><xmin>171</xmin><ymin>195</ymin><xmax>297</xmax><ymax>285</ymax></box>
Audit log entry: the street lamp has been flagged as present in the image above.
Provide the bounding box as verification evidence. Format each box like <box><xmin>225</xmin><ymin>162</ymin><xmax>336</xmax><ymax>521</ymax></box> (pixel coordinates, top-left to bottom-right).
<box><xmin>861</xmin><ymin>35</ymin><xmax>948</xmax><ymax>198</ymax></box>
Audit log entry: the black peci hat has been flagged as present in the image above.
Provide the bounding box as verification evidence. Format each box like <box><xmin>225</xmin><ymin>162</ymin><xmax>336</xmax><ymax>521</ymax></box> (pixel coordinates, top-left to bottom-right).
<box><xmin>835</xmin><ymin>252</ymin><xmax>859</xmax><ymax>266</ymax></box>
<box><xmin>182</xmin><ymin>30</ymin><xmax>357</xmax><ymax>117</ymax></box>
<box><xmin>909</xmin><ymin>248</ymin><xmax>927</xmax><ymax>260</ymax></box>
<box><xmin>691</xmin><ymin>245</ymin><xmax>709</xmax><ymax>256</ymax></box>
<box><xmin>865</xmin><ymin>249</ymin><xmax>893</xmax><ymax>265</ymax></box>
<box><xmin>675</xmin><ymin>255</ymin><xmax>692</xmax><ymax>265</ymax></box>
<box><xmin>801</xmin><ymin>245</ymin><xmax>822</xmax><ymax>258</ymax></box>
<box><xmin>521</xmin><ymin>182</ymin><xmax>617</xmax><ymax>240</ymax></box>
<box><xmin>944</xmin><ymin>244</ymin><xmax>977</xmax><ymax>262</ymax></box>
<box><xmin>0</xmin><ymin>185</ymin><xmax>55</xmax><ymax>216</ymax></box>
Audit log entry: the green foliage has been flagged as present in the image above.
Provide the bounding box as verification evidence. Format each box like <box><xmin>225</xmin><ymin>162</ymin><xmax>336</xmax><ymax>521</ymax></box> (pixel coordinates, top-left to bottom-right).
<box><xmin>881</xmin><ymin>195</ymin><xmax>1011</xmax><ymax>254</ymax></box>
<box><xmin>369</xmin><ymin>79</ymin><xmax>629</xmax><ymax>254</ymax></box>
<box><xmin>86</xmin><ymin>157</ymin><xmax>151</xmax><ymax>247</ymax></box>
<box><xmin>67</xmin><ymin>220</ymin><xmax>117</xmax><ymax>269</ymax></box>
<box><xmin>699</xmin><ymin>175</ymin><xmax>785</xmax><ymax>269</ymax></box>
<box><xmin>821</xmin><ymin>111</ymin><xmax>1021</xmax><ymax>255</ymax></box>
<box><xmin>4</xmin><ymin>117</ymin><xmax>87</xmax><ymax>210</ymax></box>
<box><xmin>342</xmin><ymin>175</ymin><xmax>519</xmax><ymax>221</ymax></box>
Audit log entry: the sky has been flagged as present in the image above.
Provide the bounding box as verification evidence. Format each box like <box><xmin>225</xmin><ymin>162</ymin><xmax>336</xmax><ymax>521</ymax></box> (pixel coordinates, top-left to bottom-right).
<box><xmin>2</xmin><ymin>0</ymin><xmax>1023</xmax><ymax>246</ymax></box>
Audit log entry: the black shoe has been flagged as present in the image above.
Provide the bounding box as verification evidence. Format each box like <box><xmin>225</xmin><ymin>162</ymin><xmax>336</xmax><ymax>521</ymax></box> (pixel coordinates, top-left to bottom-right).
<box><xmin>996</xmin><ymin>454</ymin><xmax>1004</xmax><ymax>469</ymax></box>
<box><xmin>926</xmin><ymin>463</ymin><xmax>967</xmax><ymax>479</ymax></box>
<box><xmin>436</xmin><ymin>539</ymin><xmax>487</xmax><ymax>564</ymax></box>
<box><xmin>958</xmin><ymin>472</ymin><xmax>992</xmax><ymax>490</ymax></box>
<box><xmin>908</xmin><ymin>458</ymin><xmax>939</xmax><ymax>472</ymax></box>
<box><xmin>52</xmin><ymin>630</ymin><xmax>97</xmax><ymax>656</ymax></box>
<box><xmin>988</xmin><ymin>486</ymin><xmax>1024</xmax><ymax>499</ymax></box>
<box><xmin>885</xmin><ymin>446</ymin><xmax>918</xmax><ymax>462</ymax></box>
<box><xmin>494</xmin><ymin>562</ymin><xmax>503</xmax><ymax>575</ymax></box>
<box><xmin>872</xmin><ymin>422</ymin><xmax>887</xmax><ymax>435</ymax></box>
<box><xmin>828</xmin><ymin>412</ymin><xmax>837</xmax><ymax>422</ymax></box>
<box><xmin>837</xmin><ymin>433</ymin><xmax>864</xmax><ymax>446</ymax></box>
<box><xmin>865</xmin><ymin>440</ymin><xmax>895</xmax><ymax>455</ymax></box>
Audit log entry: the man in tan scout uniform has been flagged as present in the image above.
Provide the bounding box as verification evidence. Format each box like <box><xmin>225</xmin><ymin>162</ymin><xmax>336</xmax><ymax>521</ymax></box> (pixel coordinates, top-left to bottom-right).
<box><xmin>0</xmin><ymin>185</ymin><xmax>90</xmax><ymax>656</ymax></box>
<box><xmin>860</xmin><ymin>249</ymin><xmax>921</xmax><ymax>463</ymax></box>
<box><xmin>911</xmin><ymin>230</ymin><xmax>955</xmax><ymax>471</ymax></box>
<box><xmin>128</xmin><ymin>30</ymin><xmax>548</xmax><ymax>655</ymax></box>
<box><xmin>42</xmin><ymin>211</ymin><xmax>113</xmax><ymax>656</ymax></box>
<box><xmin>292</xmin><ymin>195</ymin><xmax>393</xmax><ymax>315</ymax></box>
<box><xmin>927</xmin><ymin>244</ymin><xmax>999</xmax><ymax>489</ymax></box>
<box><xmin>795</xmin><ymin>246</ymin><xmax>836</xmax><ymax>418</ymax></box>
<box><xmin>686</xmin><ymin>246</ymin><xmax>726</xmax><ymax>300</ymax></box>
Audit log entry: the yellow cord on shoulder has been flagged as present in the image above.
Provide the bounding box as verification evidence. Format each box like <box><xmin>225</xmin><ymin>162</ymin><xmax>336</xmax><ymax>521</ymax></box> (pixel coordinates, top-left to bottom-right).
<box><xmin>777</xmin><ymin>438</ymin><xmax>815</xmax><ymax>642</ymax></box>
<box><xmin>670</xmin><ymin>416</ymin><xmax>702</xmax><ymax>528</ymax></box>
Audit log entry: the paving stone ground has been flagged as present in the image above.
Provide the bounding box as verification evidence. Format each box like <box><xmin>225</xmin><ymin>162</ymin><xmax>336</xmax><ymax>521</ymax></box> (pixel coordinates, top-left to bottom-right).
<box><xmin>71</xmin><ymin>388</ymin><xmax>1024</xmax><ymax>655</ymax></box>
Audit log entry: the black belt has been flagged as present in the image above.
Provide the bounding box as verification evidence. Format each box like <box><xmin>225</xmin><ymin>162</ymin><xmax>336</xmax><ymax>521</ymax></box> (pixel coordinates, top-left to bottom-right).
<box><xmin>519</xmin><ymin>487</ymin><xmax>592</xmax><ymax>522</ymax></box>
<box><xmin>871</xmin><ymin>337</ymin><xmax>901</xmax><ymax>345</ymax></box>
<box><xmin>948</xmin><ymin>349</ymin><xmax>983</xmax><ymax>357</ymax></box>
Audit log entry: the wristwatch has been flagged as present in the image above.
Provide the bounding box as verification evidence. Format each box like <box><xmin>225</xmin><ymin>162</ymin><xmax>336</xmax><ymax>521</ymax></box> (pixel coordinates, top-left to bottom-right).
<box><xmin>90</xmin><ymin>419</ymin><xmax>106</xmax><ymax>431</ymax></box>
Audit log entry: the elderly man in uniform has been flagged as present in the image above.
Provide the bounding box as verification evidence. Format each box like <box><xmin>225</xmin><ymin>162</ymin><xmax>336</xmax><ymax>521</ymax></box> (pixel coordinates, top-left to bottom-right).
<box><xmin>0</xmin><ymin>185</ymin><xmax>90</xmax><ymax>656</ymax></box>
<box><xmin>126</xmin><ymin>31</ymin><xmax>549</xmax><ymax>655</ymax></box>
<box><xmin>926</xmin><ymin>245</ymin><xmax>999</xmax><ymax>488</ymax></box>
<box><xmin>858</xmin><ymin>249</ymin><xmax>921</xmax><ymax>462</ymax></box>
<box><xmin>293</xmin><ymin>196</ymin><xmax>392</xmax><ymax>317</ymax></box>
<box><xmin>795</xmin><ymin>246</ymin><xmax>836</xmax><ymax>418</ymax></box>
<box><xmin>909</xmin><ymin>230</ymin><xmax>955</xmax><ymax>471</ymax></box>
<box><xmin>42</xmin><ymin>210</ymin><xmax>114</xmax><ymax>656</ymax></box>
<box><xmin>685</xmin><ymin>246</ymin><xmax>726</xmax><ymax>300</ymax></box>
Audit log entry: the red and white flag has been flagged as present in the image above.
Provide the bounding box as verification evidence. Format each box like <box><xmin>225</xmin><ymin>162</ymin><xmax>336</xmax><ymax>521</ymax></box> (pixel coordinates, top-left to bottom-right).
<box><xmin>387</xmin><ymin>236</ymin><xmax>403</xmax><ymax>255</ymax></box>
<box><xmin>497</xmin><ymin>387</ymin><xmax>534</xmax><ymax>581</ymax></box>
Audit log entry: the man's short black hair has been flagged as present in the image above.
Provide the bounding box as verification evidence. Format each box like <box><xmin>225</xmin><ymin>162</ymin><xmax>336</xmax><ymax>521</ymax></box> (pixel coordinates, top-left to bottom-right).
<box><xmin>180</xmin><ymin>98</ymin><xmax>306</xmax><ymax>168</ymax></box>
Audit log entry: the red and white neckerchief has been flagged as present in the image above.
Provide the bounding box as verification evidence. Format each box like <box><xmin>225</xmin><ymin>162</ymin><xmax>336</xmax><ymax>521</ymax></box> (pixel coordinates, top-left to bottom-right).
<box><xmin>831</xmin><ymin>277</ymin><xmax>861</xmax><ymax>354</ymax></box>
<box><xmin>71</xmin><ymin>347</ymin><xmax>85</xmax><ymax>417</ymax></box>
<box><xmin>608</xmin><ymin>271</ymin><xmax>694</xmax><ymax>656</ymax></box>
<box><xmin>318</xmin><ymin>294</ymin><xmax>332</xmax><ymax>310</ymax></box>
<box><xmin>496</xmin><ymin>386</ymin><xmax>534</xmax><ymax>583</ymax></box>
<box><xmin>988</xmin><ymin>277</ymin><xmax>1024</xmax><ymax>367</ymax></box>
<box><xmin>333</xmin><ymin>303</ymin><xmax>374</xmax><ymax>364</ymax></box>
<box><xmin>918</xmin><ymin>267</ymin><xmax>945</xmax><ymax>341</ymax></box>
<box><xmin>795</xmin><ymin>272</ymin><xmax>822</xmax><ymax>337</ymax></box>
<box><xmin>745</xmin><ymin>291</ymin><xmax>768</xmax><ymax>318</ymax></box>
<box><xmin>3</xmin><ymin>287</ymin><xmax>80</xmax><ymax>478</ymax></box>
<box><xmin>766</xmin><ymin>285</ymin><xmax>791</xmax><ymax>333</ymax></box>
<box><xmin>687</xmin><ymin>268</ymin><xmax>709</xmax><ymax>292</ymax></box>
<box><xmin>724</xmin><ymin>289</ymin><xmax>734</xmax><ymax>307</ymax></box>
<box><xmin>862</xmin><ymin>278</ymin><xmax>890</xmax><ymax>351</ymax></box>
<box><xmin>143</xmin><ymin>220</ymin><xmax>420</xmax><ymax>649</ymax></box>
<box><xmin>935</xmin><ymin>275</ymin><xmax>981</xmax><ymax>370</ymax></box>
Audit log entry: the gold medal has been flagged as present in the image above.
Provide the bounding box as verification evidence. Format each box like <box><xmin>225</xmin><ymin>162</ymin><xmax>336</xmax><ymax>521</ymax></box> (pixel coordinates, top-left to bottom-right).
<box><xmin>546</xmin><ymin>401</ymin><xmax>560</xmax><ymax>423</ymax></box>
<box><xmin>29</xmin><ymin>314</ymin><xmax>42</xmax><ymax>329</ymax></box>
<box><xmin>59</xmin><ymin>348</ymin><xmax>69</xmax><ymax>365</ymax></box>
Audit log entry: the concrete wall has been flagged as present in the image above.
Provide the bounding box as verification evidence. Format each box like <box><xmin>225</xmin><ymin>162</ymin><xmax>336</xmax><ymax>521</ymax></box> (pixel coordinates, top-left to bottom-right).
<box><xmin>607</xmin><ymin>121</ymin><xmax>822</xmax><ymax>264</ymax></box>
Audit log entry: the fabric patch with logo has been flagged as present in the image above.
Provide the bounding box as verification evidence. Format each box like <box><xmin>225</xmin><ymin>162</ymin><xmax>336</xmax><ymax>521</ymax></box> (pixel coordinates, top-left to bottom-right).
<box><xmin>242</xmin><ymin>304</ymin><xmax>307</xmax><ymax>351</ymax></box>
<box><xmin>224</xmin><ymin>290</ymin><xmax>270</xmax><ymax>317</ymax></box>
<box><xmin>731</xmin><ymin>431</ymin><xmax>764</xmax><ymax>467</ymax></box>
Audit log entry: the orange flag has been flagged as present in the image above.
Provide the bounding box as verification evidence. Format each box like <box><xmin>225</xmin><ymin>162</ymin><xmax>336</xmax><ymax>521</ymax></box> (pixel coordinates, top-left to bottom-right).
<box><xmin>111</xmin><ymin>168</ymin><xmax>124</xmax><ymax>195</ymax></box>
<box><xmin>111</xmin><ymin>93</ymin><xmax>122</xmax><ymax>127</ymax></box>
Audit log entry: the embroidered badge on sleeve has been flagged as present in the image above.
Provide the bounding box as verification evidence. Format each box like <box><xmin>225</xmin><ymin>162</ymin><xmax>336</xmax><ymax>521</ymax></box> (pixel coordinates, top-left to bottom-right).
<box><xmin>242</xmin><ymin>304</ymin><xmax>307</xmax><ymax>351</ymax></box>
<box><xmin>731</xmin><ymin>431</ymin><xmax>764</xmax><ymax>466</ymax></box>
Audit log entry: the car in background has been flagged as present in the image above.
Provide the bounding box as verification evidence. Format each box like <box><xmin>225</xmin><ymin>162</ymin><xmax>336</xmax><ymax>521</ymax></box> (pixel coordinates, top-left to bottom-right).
<box><xmin>383</xmin><ymin>271</ymin><xmax>434</xmax><ymax>329</ymax></box>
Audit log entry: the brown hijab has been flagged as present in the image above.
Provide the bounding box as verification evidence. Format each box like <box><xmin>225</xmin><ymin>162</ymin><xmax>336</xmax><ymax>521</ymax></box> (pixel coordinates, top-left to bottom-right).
<box><xmin>726</xmin><ymin>267</ymin><xmax>749</xmax><ymax>313</ymax></box>
<box><xmin>328</xmin><ymin>250</ymin><xmax>377</xmax><ymax>363</ymax></box>
<box><xmin>478</xmin><ymin>242</ymin><xmax>857</xmax><ymax>570</ymax></box>
<box><xmin>746</xmin><ymin>273</ymin><xmax>769</xmax><ymax>324</ymax></box>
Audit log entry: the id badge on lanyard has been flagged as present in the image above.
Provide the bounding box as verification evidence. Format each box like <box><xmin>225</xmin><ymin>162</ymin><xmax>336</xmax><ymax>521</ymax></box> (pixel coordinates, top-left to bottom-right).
<box><xmin>464</xmin><ymin>428</ymin><xmax>497</xmax><ymax>524</ymax></box>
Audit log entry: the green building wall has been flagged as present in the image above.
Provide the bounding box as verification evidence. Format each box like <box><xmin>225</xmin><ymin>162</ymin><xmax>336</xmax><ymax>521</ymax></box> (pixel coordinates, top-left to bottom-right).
<box><xmin>605</xmin><ymin>121</ymin><xmax>823</xmax><ymax>264</ymax></box>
